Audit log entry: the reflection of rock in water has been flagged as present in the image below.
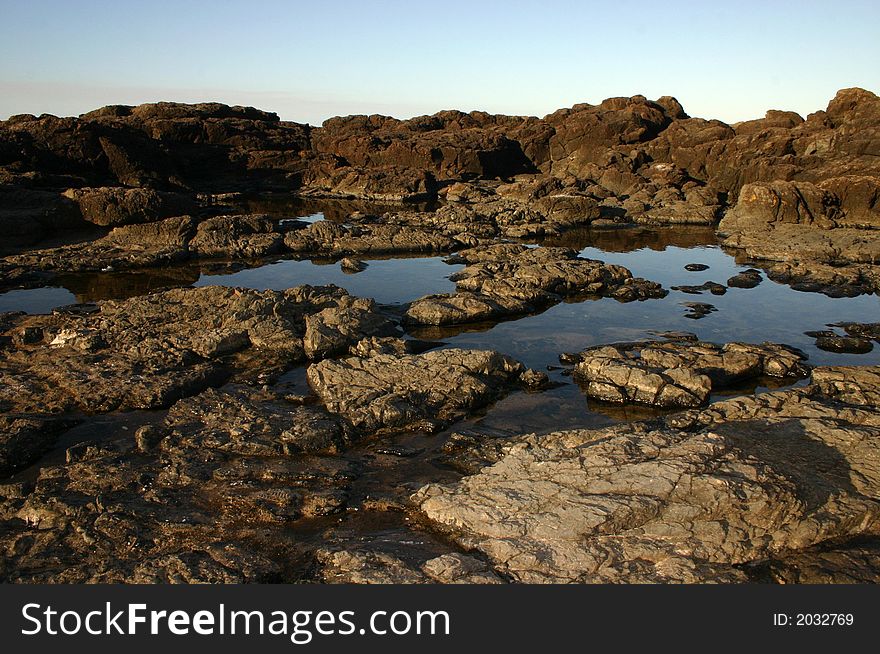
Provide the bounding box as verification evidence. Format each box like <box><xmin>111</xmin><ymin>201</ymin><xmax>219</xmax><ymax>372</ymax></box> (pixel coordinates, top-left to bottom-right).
<box><xmin>237</xmin><ymin>194</ymin><xmax>438</xmax><ymax>223</ymax></box>
<box><xmin>538</xmin><ymin>225</ymin><xmax>718</xmax><ymax>252</ymax></box>
<box><xmin>56</xmin><ymin>267</ymin><xmax>201</xmax><ymax>303</ymax></box>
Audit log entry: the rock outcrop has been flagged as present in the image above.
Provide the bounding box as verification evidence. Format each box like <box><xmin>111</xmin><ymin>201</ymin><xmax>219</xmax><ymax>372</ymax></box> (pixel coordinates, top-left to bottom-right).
<box><xmin>307</xmin><ymin>348</ymin><xmax>528</xmax><ymax>433</ymax></box>
<box><xmin>405</xmin><ymin>244</ymin><xmax>666</xmax><ymax>326</ymax></box>
<box><xmin>567</xmin><ymin>338</ymin><xmax>808</xmax><ymax>408</ymax></box>
<box><xmin>0</xmin><ymin>285</ymin><xmax>397</xmax><ymax>414</ymax></box>
<box><xmin>414</xmin><ymin>366</ymin><xmax>880</xmax><ymax>583</ymax></box>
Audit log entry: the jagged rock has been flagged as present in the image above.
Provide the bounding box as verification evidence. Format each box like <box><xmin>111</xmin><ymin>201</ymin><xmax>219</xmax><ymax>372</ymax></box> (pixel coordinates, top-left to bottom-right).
<box><xmin>0</xmin><ymin>383</ymin><xmax>360</xmax><ymax>582</ymax></box>
<box><xmin>283</xmin><ymin>219</ymin><xmax>457</xmax><ymax>256</ymax></box>
<box><xmin>188</xmin><ymin>214</ymin><xmax>284</xmax><ymax>258</ymax></box>
<box><xmin>568</xmin><ymin>339</ymin><xmax>807</xmax><ymax>408</ymax></box>
<box><xmin>814</xmin><ymin>335</ymin><xmax>874</xmax><ymax>354</ymax></box>
<box><xmin>832</xmin><ymin>322</ymin><xmax>880</xmax><ymax>342</ymax></box>
<box><xmin>0</xmin><ymin>416</ymin><xmax>79</xmax><ymax>477</ymax></box>
<box><xmin>340</xmin><ymin>257</ymin><xmax>366</xmax><ymax>273</ymax></box>
<box><xmin>61</xmin><ymin>187</ymin><xmax>196</xmax><ymax>226</ymax></box>
<box><xmin>718</xmin><ymin>177</ymin><xmax>880</xmax><ymax>295</ymax></box>
<box><xmin>672</xmin><ymin>281</ymin><xmax>727</xmax><ymax>295</ymax></box>
<box><xmin>315</xmin><ymin>549</ymin><xmax>503</xmax><ymax>584</ymax></box>
<box><xmin>0</xmin><ymin>285</ymin><xmax>393</xmax><ymax>413</ymax></box>
<box><xmin>414</xmin><ymin>366</ymin><xmax>880</xmax><ymax>583</ymax></box>
<box><xmin>405</xmin><ymin>244</ymin><xmax>665</xmax><ymax>326</ymax></box>
<box><xmin>681</xmin><ymin>301</ymin><xmax>717</xmax><ymax>319</ymax></box>
<box><xmin>164</xmin><ymin>387</ymin><xmax>353</xmax><ymax>455</ymax></box>
<box><xmin>302</xmin><ymin>295</ymin><xmax>399</xmax><ymax>359</ymax></box>
<box><xmin>307</xmin><ymin>349</ymin><xmax>526</xmax><ymax>433</ymax></box>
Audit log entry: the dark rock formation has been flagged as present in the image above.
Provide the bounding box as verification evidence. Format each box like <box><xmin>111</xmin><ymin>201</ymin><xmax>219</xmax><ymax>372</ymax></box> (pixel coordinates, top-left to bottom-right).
<box><xmin>0</xmin><ymin>285</ymin><xmax>397</xmax><ymax>414</ymax></box>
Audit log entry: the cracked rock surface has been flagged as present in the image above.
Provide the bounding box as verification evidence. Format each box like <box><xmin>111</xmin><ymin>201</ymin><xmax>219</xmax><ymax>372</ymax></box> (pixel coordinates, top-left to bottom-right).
<box><xmin>405</xmin><ymin>244</ymin><xmax>666</xmax><ymax>326</ymax></box>
<box><xmin>413</xmin><ymin>366</ymin><xmax>880</xmax><ymax>583</ymax></box>
<box><xmin>307</xmin><ymin>348</ymin><xmax>528</xmax><ymax>434</ymax></box>
<box><xmin>568</xmin><ymin>338</ymin><xmax>809</xmax><ymax>408</ymax></box>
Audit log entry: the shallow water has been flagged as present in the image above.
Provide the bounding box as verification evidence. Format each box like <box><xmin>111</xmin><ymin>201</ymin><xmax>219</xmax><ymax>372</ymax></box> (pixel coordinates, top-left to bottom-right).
<box><xmin>4</xmin><ymin>207</ymin><xmax>879</xmax><ymax>571</ymax></box>
<box><xmin>2</xmin><ymin>215</ymin><xmax>878</xmax><ymax>424</ymax></box>
<box><xmin>194</xmin><ymin>254</ymin><xmax>462</xmax><ymax>306</ymax></box>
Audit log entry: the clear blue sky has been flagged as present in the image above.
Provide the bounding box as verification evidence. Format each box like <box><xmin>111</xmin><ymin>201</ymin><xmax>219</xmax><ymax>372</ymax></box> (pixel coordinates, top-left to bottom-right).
<box><xmin>1</xmin><ymin>0</ymin><xmax>878</xmax><ymax>125</ymax></box>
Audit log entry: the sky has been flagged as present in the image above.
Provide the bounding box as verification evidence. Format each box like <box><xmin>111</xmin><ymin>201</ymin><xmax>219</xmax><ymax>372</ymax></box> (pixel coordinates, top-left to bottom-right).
<box><xmin>1</xmin><ymin>0</ymin><xmax>878</xmax><ymax>126</ymax></box>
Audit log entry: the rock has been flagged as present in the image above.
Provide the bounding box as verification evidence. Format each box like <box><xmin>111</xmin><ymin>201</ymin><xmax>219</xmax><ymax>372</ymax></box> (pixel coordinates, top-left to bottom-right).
<box><xmin>672</xmin><ymin>281</ymin><xmax>727</xmax><ymax>295</ymax></box>
<box><xmin>0</xmin><ymin>285</ymin><xmax>394</xmax><ymax>413</ymax></box>
<box><xmin>340</xmin><ymin>257</ymin><xmax>366</xmax><ymax>273</ymax></box>
<box><xmin>832</xmin><ymin>322</ymin><xmax>880</xmax><ymax>342</ymax></box>
<box><xmin>164</xmin><ymin>386</ymin><xmax>353</xmax><ymax>455</ymax></box>
<box><xmin>307</xmin><ymin>348</ymin><xmax>526</xmax><ymax>433</ymax></box>
<box><xmin>302</xmin><ymin>295</ymin><xmax>399</xmax><ymax>359</ymax></box>
<box><xmin>0</xmin><ymin>187</ymin><xmax>86</xmax><ymax>244</ymax></box>
<box><xmin>414</xmin><ymin>366</ymin><xmax>880</xmax><ymax>583</ymax></box>
<box><xmin>315</xmin><ymin>549</ymin><xmax>503</xmax><ymax>584</ymax></box>
<box><xmin>681</xmin><ymin>301</ymin><xmax>717</xmax><ymax>319</ymax></box>
<box><xmin>762</xmin><ymin>542</ymin><xmax>880</xmax><ymax>583</ymax></box>
<box><xmin>568</xmin><ymin>339</ymin><xmax>807</xmax><ymax>408</ymax></box>
<box><xmin>718</xmin><ymin>178</ymin><xmax>880</xmax><ymax>296</ymax></box>
<box><xmin>434</xmin><ymin>431</ymin><xmax>511</xmax><ymax>475</ymax></box>
<box><xmin>283</xmin><ymin>220</ymin><xmax>457</xmax><ymax>257</ymax></box>
<box><xmin>727</xmin><ymin>269</ymin><xmax>763</xmax><ymax>288</ymax></box>
<box><xmin>814</xmin><ymin>335</ymin><xmax>874</xmax><ymax>354</ymax></box>
<box><xmin>684</xmin><ymin>263</ymin><xmax>709</xmax><ymax>271</ymax></box>
<box><xmin>0</xmin><ymin>416</ymin><xmax>79</xmax><ymax>477</ymax></box>
<box><xmin>405</xmin><ymin>244</ymin><xmax>666</xmax><ymax>326</ymax></box>
<box><xmin>61</xmin><ymin>187</ymin><xmax>196</xmax><ymax>227</ymax></box>
<box><xmin>0</xmin><ymin>384</ymin><xmax>359</xmax><ymax>582</ymax></box>
<box><xmin>188</xmin><ymin>214</ymin><xmax>284</xmax><ymax>258</ymax></box>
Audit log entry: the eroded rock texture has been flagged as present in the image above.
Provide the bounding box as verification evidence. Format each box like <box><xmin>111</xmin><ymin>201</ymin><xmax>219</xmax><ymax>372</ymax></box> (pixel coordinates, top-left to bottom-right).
<box><xmin>405</xmin><ymin>244</ymin><xmax>666</xmax><ymax>326</ymax></box>
<box><xmin>0</xmin><ymin>385</ymin><xmax>359</xmax><ymax>582</ymax></box>
<box><xmin>414</xmin><ymin>366</ymin><xmax>880</xmax><ymax>583</ymax></box>
<box><xmin>0</xmin><ymin>285</ymin><xmax>397</xmax><ymax>415</ymax></box>
<box><xmin>569</xmin><ymin>339</ymin><xmax>808</xmax><ymax>408</ymax></box>
<box><xmin>307</xmin><ymin>348</ymin><xmax>528</xmax><ymax>433</ymax></box>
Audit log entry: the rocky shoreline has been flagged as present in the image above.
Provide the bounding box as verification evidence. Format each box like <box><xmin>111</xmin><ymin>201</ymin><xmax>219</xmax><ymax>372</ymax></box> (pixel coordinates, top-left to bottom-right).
<box><xmin>1</xmin><ymin>89</ymin><xmax>879</xmax><ymax>583</ymax></box>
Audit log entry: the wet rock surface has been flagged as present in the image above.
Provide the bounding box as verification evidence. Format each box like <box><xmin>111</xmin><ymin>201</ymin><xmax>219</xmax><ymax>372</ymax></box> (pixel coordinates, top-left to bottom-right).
<box><xmin>805</xmin><ymin>324</ymin><xmax>876</xmax><ymax>354</ymax></box>
<box><xmin>1</xmin><ymin>89</ymin><xmax>880</xmax><ymax>585</ymax></box>
<box><xmin>718</xmin><ymin>177</ymin><xmax>880</xmax><ymax>296</ymax></box>
<box><xmin>0</xmin><ymin>386</ymin><xmax>361</xmax><ymax>582</ymax></box>
<box><xmin>727</xmin><ymin>268</ymin><xmax>763</xmax><ymax>288</ymax></box>
<box><xmin>414</xmin><ymin>366</ymin><xmax>880</xmax><ymax>583</ymax></box>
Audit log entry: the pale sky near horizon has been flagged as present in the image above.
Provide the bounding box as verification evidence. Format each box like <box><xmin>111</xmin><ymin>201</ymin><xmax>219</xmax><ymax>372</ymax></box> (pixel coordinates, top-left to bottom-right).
<box><xmin>1</xmin><ymin>0</ymin><xmax>878</xmax><ymax>126</ymax></box>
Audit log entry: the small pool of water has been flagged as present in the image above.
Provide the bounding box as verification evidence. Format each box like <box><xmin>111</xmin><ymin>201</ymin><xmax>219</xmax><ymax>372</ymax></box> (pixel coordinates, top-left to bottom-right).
<box><xmin>426</xmin><ymin>243</ymin><xmax>880</xmax><ymax>370</ymax></box>
<box><xmin>0</xmin><ymin>286</ymin><xmax>76</xmax><ymax>314</ymax></box>
<box><xmin>194</xmin><ymin>255</ymin><xmax>462</xmax><ymax>306</ymax></box>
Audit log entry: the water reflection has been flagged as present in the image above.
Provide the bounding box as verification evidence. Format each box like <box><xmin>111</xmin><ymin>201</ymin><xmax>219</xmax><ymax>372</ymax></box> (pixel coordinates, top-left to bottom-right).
<box><xmin>194</xmin><ymin>255</ymin><xmax>462</xmax><ymax>306</ymax></box>
<box><xmin>235</xmin><ymin>194</ymin><xmax>438</xmax><ymax>223</ymax></box>
<box><xmin>537</xmin><ymin>225</ymin><xmax>718</xmax><ymax>252</ymax></box>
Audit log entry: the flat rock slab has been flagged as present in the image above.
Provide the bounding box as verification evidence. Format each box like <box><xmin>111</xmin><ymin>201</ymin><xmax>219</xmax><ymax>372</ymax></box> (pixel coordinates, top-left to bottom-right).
<box><xmin>307</xmin><ymin>348</ymin><xmax>527</xmax><ymax>433</ymax></box>
<box><xmin>414</xmin><ymin>366</ymin><xmax>880</xmax><ymax>583</ymax></box>
<box><xmin>0</xmin><ymin>284</ymin><xmax>396</xmax><ymax>413</ymax></box>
